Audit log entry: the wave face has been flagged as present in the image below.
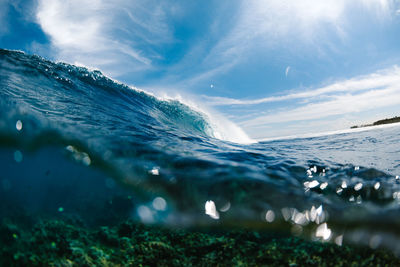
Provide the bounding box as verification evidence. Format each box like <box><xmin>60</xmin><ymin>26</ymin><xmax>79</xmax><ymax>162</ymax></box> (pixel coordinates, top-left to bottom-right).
<box><xmin>2</xmin><ymin>49</ymin><xmax>400</xmax><ymax>253</ymax></box>
<box><xmin>0</xmin><ymin>49</ymin><xmax>221</xmax><ymax>139</ymax></box>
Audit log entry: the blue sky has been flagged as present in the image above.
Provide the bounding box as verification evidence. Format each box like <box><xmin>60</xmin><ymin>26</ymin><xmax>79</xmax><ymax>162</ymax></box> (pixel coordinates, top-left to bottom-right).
<box><xmin>2</xmin><ymin>0</ymin><xmax>400</xmax><ymax>139</ymax></box>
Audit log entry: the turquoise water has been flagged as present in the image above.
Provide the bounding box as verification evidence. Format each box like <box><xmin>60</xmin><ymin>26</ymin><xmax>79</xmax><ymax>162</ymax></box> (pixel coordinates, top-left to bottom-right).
<box><xmin>1</xmin><ymin>49</ymin><xmax>400</xmax><ymax>253</ymax></box>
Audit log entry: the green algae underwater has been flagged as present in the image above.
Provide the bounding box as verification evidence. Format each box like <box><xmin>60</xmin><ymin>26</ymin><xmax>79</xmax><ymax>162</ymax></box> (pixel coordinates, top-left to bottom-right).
<box><xmin>2</xmin><ymin>49</ymin><xmax>400</xmax><ymax>266</ymax></box>
<box><xmin>1</xmin><ymin>219</ymin><xmax>399</xmax><ymax>266</ymax></box>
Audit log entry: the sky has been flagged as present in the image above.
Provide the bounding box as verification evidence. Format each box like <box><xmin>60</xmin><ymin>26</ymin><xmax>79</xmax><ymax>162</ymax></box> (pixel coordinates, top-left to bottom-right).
<box><xmin>1</xmin><ymin>0</ymin><xmax>400</xmax><ymax>139</ymax></box>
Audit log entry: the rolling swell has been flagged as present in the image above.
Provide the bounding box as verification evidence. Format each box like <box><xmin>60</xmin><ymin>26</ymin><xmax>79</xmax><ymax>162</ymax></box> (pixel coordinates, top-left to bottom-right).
<box><xmin>2</xmin><ymin>49</ymin><xmax>400</xmax><ymax>254</ymax></box>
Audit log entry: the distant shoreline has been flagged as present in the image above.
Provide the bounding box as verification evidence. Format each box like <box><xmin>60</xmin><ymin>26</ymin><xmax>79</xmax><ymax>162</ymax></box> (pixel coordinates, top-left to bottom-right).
<box><xmin>351</xmin><ymin>116</ymin><xmax>400</xmax><ymax>129</ymax></box>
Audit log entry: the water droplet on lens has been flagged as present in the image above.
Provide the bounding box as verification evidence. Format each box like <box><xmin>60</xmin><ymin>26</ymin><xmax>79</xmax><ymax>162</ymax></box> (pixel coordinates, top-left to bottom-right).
<box><xmin>265</xmin><ymin>210</ymin><xmax>275</xmax><ymax>222</ymax></box>
<box><xmin>316</xmin><ymin>223</ymin><xmax>331</xmax><ymax>240</ymax></box>
<box><xmin>369</xmin><ymin>235</ymin><xmax>382</xmax><ymax>249</ymax></box>
<box><xmin>220</xmin><ymin>202</ymin><xmax>231</xmax><ymax>212</ymax></box>
<box><xmin>312</xmin><ymin>166</ymin><xmax>317</xmax><ymax>173</ymax></box>
<box><xmin>304</xmin><ymin>180</ymin><xmax>319</xmax><ymax>188</ymax></box>
<box><xmin>335</xmin><ymin>235</ymin><xmax>343</xmax><ymax>246</ymax></box>
<box><xmin>82</xmin><ymin>154</ymin><xmax>91</xmax><ymax>166</ymax></box>
<box><xmin>152</xmin><ymin>197</ymin><xmax>167</xmax><ymax>211</ymax></box>
<box><xmin>205</xmin><ymin>200</ymin><xmax>219</xmax><ymax>220</ymax></box>
<box><xmin>320</xmin><ymin>182</ymin><xmax>328</xmax><ymax>190</ymax></box>
<box><xmin>374</xmin><ymin>182</ymin><xmax>381</xmax><ymax>190</ymax></box>
<box><xmin>281</xmin><ymin>207</ymin><xmax>291</xmax><ymax>221</ymax></box>
<box><xmin>137</xmin><ymin>205</ymin><xmax>154</xmax><ymax>223</ymax></box>
<box><xmin>66</xmin><ymin>145</ymin><xmax>75</xmax><ymax>152</ymax></box>
<box><xmin>149</xmin><ymin>167</ymin><xmax>159</xmax><ymax>175</ymax></box>
<box><xmin>354</xmin><ymin>183</ymin><xmax>363</xmax><ymax>191</ymax></box>
<box><xmin>15</xmin><ymin>120</ymin><xmax>22</xmax><ymax>131</ymax></box>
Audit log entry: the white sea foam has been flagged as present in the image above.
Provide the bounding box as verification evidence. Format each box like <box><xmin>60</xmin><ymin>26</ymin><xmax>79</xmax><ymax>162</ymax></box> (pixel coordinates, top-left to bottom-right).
<box><xmin>258</xmin><ymin>121</ymin><xmax>400</xmax><ymax>142</ymax></box>
<box><xmin>156</xmin><ymin>93</ymin><xmax>256</xmax><ymax>144</ymax></box>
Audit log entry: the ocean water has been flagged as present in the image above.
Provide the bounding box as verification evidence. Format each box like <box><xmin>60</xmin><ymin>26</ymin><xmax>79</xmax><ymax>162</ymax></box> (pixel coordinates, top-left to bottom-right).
<box><xmin>1</xmin><ymin>49</ymin><xmax>400</xmax><ymax>253</ymax></box>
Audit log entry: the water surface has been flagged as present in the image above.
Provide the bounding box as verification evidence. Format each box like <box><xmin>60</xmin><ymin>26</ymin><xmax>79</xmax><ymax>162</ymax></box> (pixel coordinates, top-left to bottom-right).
<box><xmin>1</xmin><ymin>49</ymin><xmax>400</xmax><ymax>254</ymax></box>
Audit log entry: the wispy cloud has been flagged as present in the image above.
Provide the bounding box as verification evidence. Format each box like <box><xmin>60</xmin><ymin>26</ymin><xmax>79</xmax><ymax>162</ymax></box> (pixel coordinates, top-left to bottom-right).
<box><xmin>285</xmin><ymin>66</ymin><xmax>290</xmax><ymax>77</ymax></box>
<box><xmin>232</xmin><ymin>0</ymin><xmax>397</xmax><ymax>49</ymax></box>
<box><xmin>36</xmin><ymin>0</ymin><xmax>173</xmax><ymax>76</ymax></box>
<box><xmin>202</xmin><ymin>66</ymin><xmax>400</xmax><ymax>106</ymax></box>
<box><xmin>242</xmin><ymin>86</ymin><xmax>400</xmax><ymax>127</ymax></box>
<box><xmin>226</xmin><ymin>66</ymin><xmax>400</xmax><ymax>138</ymax></box>
<box><xmin>184</xmin><ymin>0</ymin><xmax>399</xmax><ymax>86</ymax></box>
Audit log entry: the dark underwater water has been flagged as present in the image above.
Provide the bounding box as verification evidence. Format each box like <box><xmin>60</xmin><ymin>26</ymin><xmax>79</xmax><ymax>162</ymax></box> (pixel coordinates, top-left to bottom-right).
<box><xmin>1</xmin><ymin>49</ymin><xmax>400</xmax><ymax>256</ymax></box>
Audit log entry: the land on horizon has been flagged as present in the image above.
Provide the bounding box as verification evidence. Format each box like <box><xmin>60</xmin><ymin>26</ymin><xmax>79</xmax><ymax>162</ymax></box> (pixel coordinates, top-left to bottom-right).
<box><xmin>351</xmin><ymin>116</ymin><xmax>400</xmax><ymax>129</ymax></box>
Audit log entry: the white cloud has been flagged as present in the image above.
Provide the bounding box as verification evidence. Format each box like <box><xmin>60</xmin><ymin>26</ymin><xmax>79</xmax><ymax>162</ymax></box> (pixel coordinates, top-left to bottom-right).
<box><xmin>189</xmin><ymin>0</ymin><xmax>399</xmax><ymax>86</ymax></box>
<box><xmin>36</xmin><ymin>0</ymin><xmax>173</xmax><ymax>76</ymax></box>
<box><xmin>225</xmin><ymin>66</ymin><xmax>400</xmax><ymax>138</ymax></box>
<box><xmin>234</xmin><ymin>0</ymin><xmax>397</xmax><ymax>47</ymax></box>
<box><xmin>242</xmin><ymin>86</ymin><xmax>400</xmax><ymax>127</ymax></box>
<box><xmin>238</xmin><ymin>0</ymin><xmax>346</xmax><ymax>42</ymax></box>
<box><xmin>285</xmin><ymin>66</ymin><xmax>290</xmax><ymax>77</ymax></box>
<box><xmin>202</xmin><ymin>66</ymin><xmax>400</xmax><ymax>106</ymax></box>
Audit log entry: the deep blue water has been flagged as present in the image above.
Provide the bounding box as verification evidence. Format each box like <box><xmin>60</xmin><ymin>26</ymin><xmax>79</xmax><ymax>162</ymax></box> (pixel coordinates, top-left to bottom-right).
<box><xmin>1</xmin><ymin>49</ymin><xmax>400</xmax><ymax>253</ymax></box>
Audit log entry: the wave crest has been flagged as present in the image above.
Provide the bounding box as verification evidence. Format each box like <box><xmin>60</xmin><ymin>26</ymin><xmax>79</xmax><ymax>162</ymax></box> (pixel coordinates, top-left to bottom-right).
<box><xmin>0</xmin><ymin>49</ymin><xmax>252</xmax><ymax>144</ymax></box>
